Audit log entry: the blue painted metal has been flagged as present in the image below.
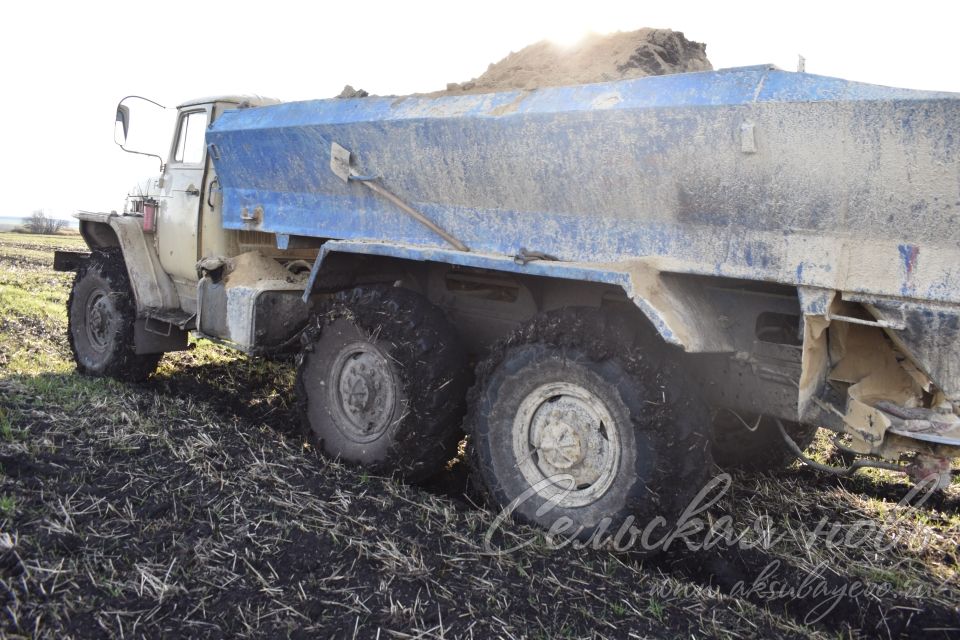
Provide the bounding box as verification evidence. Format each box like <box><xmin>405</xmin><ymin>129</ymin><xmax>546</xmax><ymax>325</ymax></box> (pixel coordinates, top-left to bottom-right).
<box><xmin>207</xmin><ymin>65</ymin><xmax>960</xmax><ymax>300</ymax></box>
<box><xmin>206</xmin><ymin>65</ymin><xmax>960</xmax><ymax>392</ymax></box>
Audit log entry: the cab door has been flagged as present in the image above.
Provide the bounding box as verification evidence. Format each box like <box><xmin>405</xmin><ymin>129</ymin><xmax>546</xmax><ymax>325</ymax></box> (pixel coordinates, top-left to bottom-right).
<box><xmin>157</xmin><ymin>106</ymin><xmax>210</xmax><ymax>285</ymax></box>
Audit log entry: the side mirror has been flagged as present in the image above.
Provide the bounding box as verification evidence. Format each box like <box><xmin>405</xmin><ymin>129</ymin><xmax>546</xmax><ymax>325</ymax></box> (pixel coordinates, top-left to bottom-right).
<box><xmin>115</xmin><ymin>104</ymin><xmax>130</xmax><ymax>145</ymax></box>
<box><xmin>113</xmin><ymin>96</ymin><xmax>172</xmax><ymax>171</ymax></box>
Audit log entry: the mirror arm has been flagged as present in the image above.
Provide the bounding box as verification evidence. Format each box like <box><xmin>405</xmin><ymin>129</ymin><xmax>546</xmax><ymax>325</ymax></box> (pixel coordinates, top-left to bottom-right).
<box><xmin>114</xmin><ymin>95</ymin><xmax>169</xmax><ymax>173</ymax></box>
<box><xmin>117</xmin><ymin>94</ymin><xmax>167</xmax><ymax>109</ymax></box>
<box><xmin>117</xmin><ymin>146</ymin><xmax>166</xmax><ymax>173</ymax></box>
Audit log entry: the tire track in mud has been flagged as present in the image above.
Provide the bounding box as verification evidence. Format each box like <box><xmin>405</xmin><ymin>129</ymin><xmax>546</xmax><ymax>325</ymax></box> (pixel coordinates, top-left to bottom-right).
<box><xmin>152</xmin><ymin>354</ymin><xmax>301</xmax><ymax>435</ymax></box>
<box><xmin>150</xmin><ymin>352</ymin><xmax>484</xmax><ymax>504</ymax></box>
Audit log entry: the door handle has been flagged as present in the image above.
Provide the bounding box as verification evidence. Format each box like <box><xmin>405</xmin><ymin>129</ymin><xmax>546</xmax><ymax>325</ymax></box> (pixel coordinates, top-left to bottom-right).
<box><xmin>207</xmin><ymin>176</ymin><xmax>220</xmax><ymax>208</ymax></box>
<box><xmin>185</xmin><ymin>185</ymin><xmax>200</xmax><ymax>197</ymax></box>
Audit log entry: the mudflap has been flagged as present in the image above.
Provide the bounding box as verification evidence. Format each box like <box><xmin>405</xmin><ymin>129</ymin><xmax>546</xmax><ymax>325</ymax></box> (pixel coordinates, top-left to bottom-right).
<box><xmin>53</xmin><ymin>250</ymin><xmax>91</xmax><ymax>272</ymax></box>
<box><xmin>134</xmin><ymin>316</ymin><xmax>190</xmax><ymax>355</ymax></box>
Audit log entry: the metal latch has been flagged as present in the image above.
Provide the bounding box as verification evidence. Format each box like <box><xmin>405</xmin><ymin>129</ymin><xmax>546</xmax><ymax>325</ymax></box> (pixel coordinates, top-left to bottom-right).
<box><xmin>240</xmin><ymin>206</ymin><xmax>263</xmax><ymax>223</ymax></box>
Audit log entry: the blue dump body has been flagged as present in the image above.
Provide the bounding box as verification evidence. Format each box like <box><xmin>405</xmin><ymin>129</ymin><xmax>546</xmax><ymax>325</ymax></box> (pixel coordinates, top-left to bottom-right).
<box><xmin>207</xmin><ymin>65</ymin><xmax>960</xmax><ymax>396</ymax></box>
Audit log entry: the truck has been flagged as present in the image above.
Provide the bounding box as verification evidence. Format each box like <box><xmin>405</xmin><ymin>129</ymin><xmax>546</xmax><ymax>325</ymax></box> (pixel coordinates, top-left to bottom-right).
<box><xmin>55</xmin><ymin>64</ymin><xmax>960</xmax><ymax>537</ymax></box>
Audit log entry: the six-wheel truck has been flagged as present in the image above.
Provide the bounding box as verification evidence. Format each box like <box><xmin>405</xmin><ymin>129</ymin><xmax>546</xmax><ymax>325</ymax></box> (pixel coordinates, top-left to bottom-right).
<box><xmin>56</xmin><ymin>64</ymin><xmax>960</xmax><ymax>535</ymax></box>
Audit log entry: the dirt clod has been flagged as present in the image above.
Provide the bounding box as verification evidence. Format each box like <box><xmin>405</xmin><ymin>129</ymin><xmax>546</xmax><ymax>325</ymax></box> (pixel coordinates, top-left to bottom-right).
<box><xmin>336</xmin><ymin>84</ymin><xmax>369</xmax><ymax>99</ymax></box>
<box><xmin>445</xmin><ymin>28</ymin><xmax>711</xmax><ymax>94</ymax></box>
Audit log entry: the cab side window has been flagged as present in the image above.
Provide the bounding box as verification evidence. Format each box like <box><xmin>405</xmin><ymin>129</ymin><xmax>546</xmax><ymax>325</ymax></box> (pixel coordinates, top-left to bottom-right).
<box><xmin>173</xmin><ymin>110</ymin><xmax>209</xmax><ymax>164</ymax></box>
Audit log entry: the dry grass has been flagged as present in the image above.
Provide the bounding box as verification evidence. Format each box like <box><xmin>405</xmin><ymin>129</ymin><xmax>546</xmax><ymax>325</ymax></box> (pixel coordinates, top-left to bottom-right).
<box><xmin>0</xmin><ymin>233</ymin><xmax>957</xmax><ymax>639</ymax></box>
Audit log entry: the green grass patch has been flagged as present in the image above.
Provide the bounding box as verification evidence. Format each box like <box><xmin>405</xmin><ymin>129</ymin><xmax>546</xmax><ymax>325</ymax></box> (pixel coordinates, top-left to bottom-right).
<box><xmin>0</xmin><ymin>244</ymin><xmax>57</xmax><ymax>263</ymax></box>
<box><xmin>0</xmin><ymin>407</ymin><xmax>14</xmax><ymax>441</ymax></box>
<box><xmin>17</xmin><ymin>373</ymin><xmax>126</xmax><ymax>413</ymax></box>
<box><xmin>0</xmin><ymin>231</ymin><xmax>86</xmax><ymax>250</ymax></box>
<box><xmin>0</xmin><ymin>267</ymin><xmax>74</xmax><ymax>292</ymax></box>
<box><xmin>0</xmin><ymin>283</ymin><xmax>67</xmax><ymax>325</ymax></box>
<box><xmin>645</xmin><ymin>596</ymin><xmax>665</xmax><ymax>623</ymax></box>
<box><xmin>0</xmin><ymin>495</ymin><xmax>15</xmax><ymax>517</ymax></box>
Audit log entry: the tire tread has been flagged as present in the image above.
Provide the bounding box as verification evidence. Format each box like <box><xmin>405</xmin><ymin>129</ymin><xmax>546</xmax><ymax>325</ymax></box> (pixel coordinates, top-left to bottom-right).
<box><xmin>67</xmin><ymin>248</ymin><xmax>160</xmax><ymax>382</ymax></box>
<box><xmin>294</xmin><ymin>285</ymin><xmax>469</xmax><ymax>480</ymax></box>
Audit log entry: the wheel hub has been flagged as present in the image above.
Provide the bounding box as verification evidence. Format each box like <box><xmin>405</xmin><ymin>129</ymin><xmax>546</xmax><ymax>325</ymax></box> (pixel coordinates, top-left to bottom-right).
<box><xmin>332</xmin><ymin>344</ymin><xmax>397</xmax><ymax>441</ymax></box>
<box><xmin>537</xmin><ymin>418</ymin><xmax>584</xmax><ymax>469</ymax></box>
<box><xmin>85</xmin><ymin>292</ymin><xmax>112</xmax><ymax>350</ymax></box>
<box><xmin>514</xmin><ymin>381</ymin><xmax>621</xmax><ymax>508</ymax></box>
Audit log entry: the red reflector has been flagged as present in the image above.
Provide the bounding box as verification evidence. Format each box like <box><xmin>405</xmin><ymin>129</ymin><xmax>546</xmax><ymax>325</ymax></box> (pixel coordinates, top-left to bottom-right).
<box><xmin>143</xmin><ymin>203</ymin><xmax>156</xmax><ymax>232</ymax></box>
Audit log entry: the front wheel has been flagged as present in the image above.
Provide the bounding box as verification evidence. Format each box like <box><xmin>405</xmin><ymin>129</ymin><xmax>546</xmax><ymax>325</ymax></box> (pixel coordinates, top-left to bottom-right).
<box><xmin>467</xmin><ymin>308</ymin><xmax>713</xmax><ymax>543</ymax></box>
<box><xmin>67</xmin><ymin>248</ymin><xmax>160</xmax><ymax>381</ymax></box>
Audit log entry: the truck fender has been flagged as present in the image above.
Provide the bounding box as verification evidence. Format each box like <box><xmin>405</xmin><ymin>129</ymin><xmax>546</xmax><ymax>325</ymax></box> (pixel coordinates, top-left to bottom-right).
<box><xmin>76</xmin><ymin>212</ymin><xmax>181</xmax><ymax>312</ymax></box>
<box><xmin>302</xmin><ymin>240</ymin><xmax>735</xmax><ymax>353</ymax></box>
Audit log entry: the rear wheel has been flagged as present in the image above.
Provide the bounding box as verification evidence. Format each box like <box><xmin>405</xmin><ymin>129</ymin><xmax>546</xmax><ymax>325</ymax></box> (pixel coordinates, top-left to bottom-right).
<box><xmin>467</xmin><ymin>308</ymin><xmax>712</xmax><ymax>543</ymax></box>
<box><xmin>67</xmin><ymin>248</ymin><xmax>160</xmax><ymax>381</ymax></box>
<box><xmin>710</xmin><ymin>411</ymin><xmax>818</xmax><ymax>471</ymax></box>
<box><xmin>295</xmin><ymin>286</ymin><xmax>470</xmax><ymax>481</ymax></box>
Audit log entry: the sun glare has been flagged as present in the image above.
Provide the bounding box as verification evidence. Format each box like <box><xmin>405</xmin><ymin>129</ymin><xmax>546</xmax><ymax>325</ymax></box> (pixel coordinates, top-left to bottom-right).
<box><xmin>544</xmin><ymin>25</ymin><xmax>591</xmax><ymax>48</ymax></box>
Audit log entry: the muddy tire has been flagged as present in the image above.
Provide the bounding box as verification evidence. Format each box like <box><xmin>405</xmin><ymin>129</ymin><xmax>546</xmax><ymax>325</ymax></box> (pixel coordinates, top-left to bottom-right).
<box><xmin>710</xmin><ymin>411</ymin><xmax>818</xmax><ymax>472</ymax></box>
<box><xmin>67</xmin><ymin>248</ymin><xmax>160</xmax><ymax>381</ymax></box>
<box><xmin>466</xmin><ymin>307</ymin><xmax>712</xmax><ymax>543</ymax></box>
<box><xmin>295</xmin><ymin>285</ymin><xmax>470</xmax><ymax>481</ymax></box>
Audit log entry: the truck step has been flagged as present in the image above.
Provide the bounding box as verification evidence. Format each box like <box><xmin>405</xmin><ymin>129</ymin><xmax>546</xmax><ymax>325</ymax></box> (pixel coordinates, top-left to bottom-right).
<box><xmin>143</xmin><ymin>309</ymin><xmax>196</xmax><ymax>331</ymax></box>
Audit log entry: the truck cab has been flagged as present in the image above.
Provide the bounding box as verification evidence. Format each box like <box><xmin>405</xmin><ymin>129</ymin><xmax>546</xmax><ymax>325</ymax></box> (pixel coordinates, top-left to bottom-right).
<box><xmin>66</xmin><ymin>95</ymin><xmax>284</xmax><ymax>355</ymax></box>
<box><xmin>125</xmin><ymin>96</ymin><xmax>281</xmax><ymax>310</ymax></box>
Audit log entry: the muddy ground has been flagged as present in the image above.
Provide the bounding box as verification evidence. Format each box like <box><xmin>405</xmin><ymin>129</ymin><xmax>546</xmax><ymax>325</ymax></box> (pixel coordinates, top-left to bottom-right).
<box><xmin>0</xmin><ymin>232</ymin><xmax>957</xmax><ymax>639</ymax></box>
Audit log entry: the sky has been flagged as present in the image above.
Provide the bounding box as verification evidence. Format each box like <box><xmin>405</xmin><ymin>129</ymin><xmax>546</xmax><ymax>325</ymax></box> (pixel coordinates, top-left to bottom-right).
<box><xmin>2</xmin><ymin>0</ymin><xmax>958</xmax><ymax>220</ymax></box>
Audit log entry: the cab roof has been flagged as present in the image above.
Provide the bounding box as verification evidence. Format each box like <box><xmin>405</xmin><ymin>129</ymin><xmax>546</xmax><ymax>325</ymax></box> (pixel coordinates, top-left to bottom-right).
<box><xmin>177</xmin><ymin>95</ymin><xmax>281</xmax><ymax>109</ymax></box>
